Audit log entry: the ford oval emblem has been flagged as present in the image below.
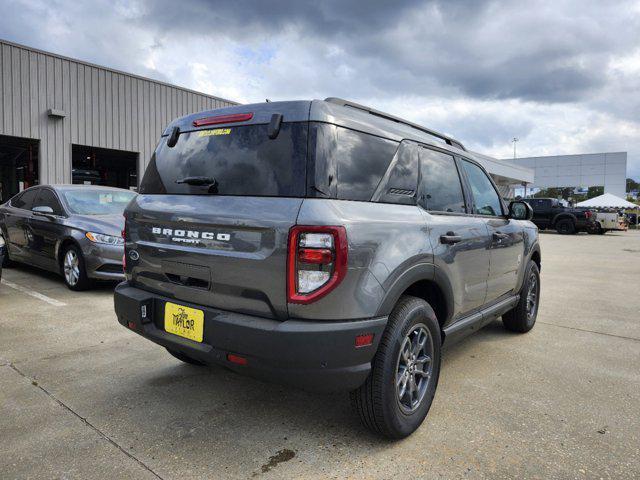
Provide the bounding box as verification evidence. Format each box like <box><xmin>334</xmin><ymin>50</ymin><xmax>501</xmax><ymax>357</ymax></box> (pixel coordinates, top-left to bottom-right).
<box><xmin>128</xmin><ymin>250</ymin><xmax>140</xmax><ymax>261</ymax></box>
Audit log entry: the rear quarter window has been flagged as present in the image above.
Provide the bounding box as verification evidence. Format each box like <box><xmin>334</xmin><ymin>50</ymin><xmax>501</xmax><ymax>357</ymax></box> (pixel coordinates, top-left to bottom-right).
<box><xmin>373</xmin><ymin>141</ymin><xmax>419</xmax><ymax>205</ymax></box>
<box><xmin>309</xmin><ymin>123</ymin><xmax>399</xmax><ymax>202</ymax></box>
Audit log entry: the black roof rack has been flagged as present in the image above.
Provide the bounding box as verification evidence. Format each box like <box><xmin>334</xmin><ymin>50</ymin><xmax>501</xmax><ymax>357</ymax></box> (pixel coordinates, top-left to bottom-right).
<box><xmin>324</xmin><ymin>97</ymin><xmax>465</xmax><ymax>151</ymax></box>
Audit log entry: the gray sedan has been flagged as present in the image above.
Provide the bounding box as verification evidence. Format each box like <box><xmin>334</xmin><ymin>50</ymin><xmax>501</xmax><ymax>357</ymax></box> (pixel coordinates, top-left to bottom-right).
<box><xmin>0</xmin><ymin>185</ymin><xmax>136</xmax><ymax>290</ymax></box>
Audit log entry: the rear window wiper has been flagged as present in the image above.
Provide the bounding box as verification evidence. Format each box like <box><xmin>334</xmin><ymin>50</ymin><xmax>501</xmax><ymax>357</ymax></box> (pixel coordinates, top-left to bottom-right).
<box><xmin>175</xmin><ymin>176</ymin><xmax>218</xmax><ymax>186</ymax></box>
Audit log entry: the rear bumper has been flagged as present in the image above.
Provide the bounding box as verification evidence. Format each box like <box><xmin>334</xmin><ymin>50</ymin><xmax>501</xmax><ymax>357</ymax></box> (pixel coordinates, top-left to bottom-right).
<box><xmin>114</xmin><ymin>282</ymin><xmax>387</xmax><ymax>392</ymax></box>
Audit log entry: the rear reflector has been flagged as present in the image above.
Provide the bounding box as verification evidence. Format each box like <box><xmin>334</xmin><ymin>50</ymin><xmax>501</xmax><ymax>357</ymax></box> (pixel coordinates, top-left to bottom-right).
<box><xmin>227</xmin><ymin>353</ymin><xmax>248</xmax><ymax>365</ymax></box>
<box><xmin>355</xmin><ymin>333</ymin><xmax>374</xmax><ymax>348</ymax></box>
<box><xmin>193</xmin><ymin>112</ymin><xmax>253</xmax><ymax>127</ymax></box>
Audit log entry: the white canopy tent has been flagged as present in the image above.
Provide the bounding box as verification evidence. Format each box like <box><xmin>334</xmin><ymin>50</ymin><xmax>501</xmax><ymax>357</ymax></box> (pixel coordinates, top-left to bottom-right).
<box><xmin>576</xmin><ymin>193</ymin><xmax>639</xmax><ymax>229</ymax></box>
<box><xmin>576</xmin><ymin>193</ymin><xmax>637</xmax><ymax>209</ymax></box>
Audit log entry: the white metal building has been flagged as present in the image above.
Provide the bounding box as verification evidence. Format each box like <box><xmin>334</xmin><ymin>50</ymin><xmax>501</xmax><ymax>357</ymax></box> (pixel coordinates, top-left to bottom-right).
<box><xmin>508</xmin><ymin>152</ymin><xmax>627</xmax><ymax>198</ymax></box>
<box><xmin>470</xmin><ymin>151</ymin><xmax>534</xmax><ymax>197</ymax></box>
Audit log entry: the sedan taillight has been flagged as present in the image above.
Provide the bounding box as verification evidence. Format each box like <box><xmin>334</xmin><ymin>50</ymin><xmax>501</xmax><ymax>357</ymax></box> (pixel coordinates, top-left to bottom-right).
<box><xmin>287</xmin><ymin>226</ymin><xmax>347</xmax><ymax>304</ymax></box>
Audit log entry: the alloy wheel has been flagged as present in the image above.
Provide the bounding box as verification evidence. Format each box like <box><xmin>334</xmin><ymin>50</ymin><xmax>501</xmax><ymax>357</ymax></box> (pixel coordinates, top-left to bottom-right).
<box><xmin>395</xmin><ymin>324</ymin><xmax>434</xmax><ymax>413</ymax></box>
<box><xmin>63</xmin><ymin>250</ymin><xmax>80</xmax><ymax>286</ymax></box>
<box><xmin>526</xmin><ymin>272</ymin><xmax>538</xmax><ymax>321</ymax></box>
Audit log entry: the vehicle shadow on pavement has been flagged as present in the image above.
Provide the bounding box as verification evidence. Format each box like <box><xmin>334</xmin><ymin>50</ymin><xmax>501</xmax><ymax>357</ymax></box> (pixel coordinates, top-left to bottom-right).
<box><xmin>3</xmin><ymin>262</ymin><xmax>119</xmax><ymax>292</ymax></box>
<box><xmin>132</xmin><ymin>360</ymin><xmax>378</xmax><ymax>440</ymax></box>
<box><xmin>96</xmin><ymin>319</ymin><xmax>518</xmax><ymax>457</ymax></box>
<box><xmin>3</xmin><ymin>262</ymin><xmax>62</xmax><ymax>283</ymax></box>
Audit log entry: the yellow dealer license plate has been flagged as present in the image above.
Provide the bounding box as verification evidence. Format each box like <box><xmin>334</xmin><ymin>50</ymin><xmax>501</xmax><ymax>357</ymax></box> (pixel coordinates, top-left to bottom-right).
<box><xmin>164</xmin><ymin>302</ymin><xmax>204</xmax><ymax>342</ymax></box>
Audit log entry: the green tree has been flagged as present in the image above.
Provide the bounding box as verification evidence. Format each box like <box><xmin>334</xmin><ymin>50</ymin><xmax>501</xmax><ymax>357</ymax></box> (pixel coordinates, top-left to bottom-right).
<box><xmin>587</xmin><ymin>186</ymin><xmax>604</xmax><ymax>199</ymax></box>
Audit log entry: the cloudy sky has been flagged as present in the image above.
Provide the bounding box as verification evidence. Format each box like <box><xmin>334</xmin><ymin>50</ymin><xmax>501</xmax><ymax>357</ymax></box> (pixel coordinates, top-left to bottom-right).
<box><xmin>2</xmin><ymin>0</ymin><xmax>640</xmax><ymax>178</ymax></box>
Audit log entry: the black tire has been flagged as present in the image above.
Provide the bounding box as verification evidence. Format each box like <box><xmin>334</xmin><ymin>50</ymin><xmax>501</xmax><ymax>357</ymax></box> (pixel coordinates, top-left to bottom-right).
<box><xmin>166</xmin><ymin>348</ymin><xmax>206</xmax><ymax>366</ymax></box>
<box><xmin>555</xmin><ymin>219</ymin><xmax>575</xmax><ymax>235</ymax></box>
<box><xmin>61</xmin><ymin>244</ymin><xmax>92</xmax><ymax>291</ymax></box>
<box><xmin>503</xmin><ymin>260</ymin><xmax>540</xmax><ymax>333</ymax></box>
<box><xmin>350</xmin><ymin>295</ymin><xmax>442</xmax><ymax>439</ymax></box>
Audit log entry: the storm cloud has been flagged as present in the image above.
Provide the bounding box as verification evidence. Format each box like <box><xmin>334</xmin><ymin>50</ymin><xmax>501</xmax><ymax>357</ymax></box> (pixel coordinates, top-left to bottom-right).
<box><xmin>1</xmin><ymin>0</ymin><xmax>640</xmax><ymax>176</ymax></box>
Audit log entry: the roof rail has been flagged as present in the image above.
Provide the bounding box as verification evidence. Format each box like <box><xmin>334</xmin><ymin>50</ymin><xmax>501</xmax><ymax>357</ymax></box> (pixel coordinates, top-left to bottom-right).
<box><xmin>324</xmin><ymin>97</ymin><xmax>465</xmax><ymax>151</ymax></box>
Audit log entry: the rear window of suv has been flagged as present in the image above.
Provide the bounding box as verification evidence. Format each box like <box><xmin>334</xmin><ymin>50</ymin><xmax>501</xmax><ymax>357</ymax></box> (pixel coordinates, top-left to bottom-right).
<box><xmin>139</xmin><ymin>123</ymin><xmax>308</xmax><ymax>196</ymax></box>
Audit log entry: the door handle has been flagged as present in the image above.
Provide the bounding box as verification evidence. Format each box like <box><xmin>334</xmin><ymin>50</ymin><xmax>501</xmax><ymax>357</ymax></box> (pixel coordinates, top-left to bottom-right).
<box><xmin>440</xmin><ymin>232</ymin><xmax>462</xmax><ymax>245</ymax></box>
<box><xmin>493</xmin><ymin>232</ymin><xmax>509</xmax><ymax>241</ymax></box>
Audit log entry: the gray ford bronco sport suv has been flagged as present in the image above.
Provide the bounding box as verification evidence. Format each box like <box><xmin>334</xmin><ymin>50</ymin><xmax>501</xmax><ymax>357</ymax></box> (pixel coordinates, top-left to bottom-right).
<box><xmin>114</xmin><ymin>98</ymin><xmax>541</xmax><ymax>438</ymax></box>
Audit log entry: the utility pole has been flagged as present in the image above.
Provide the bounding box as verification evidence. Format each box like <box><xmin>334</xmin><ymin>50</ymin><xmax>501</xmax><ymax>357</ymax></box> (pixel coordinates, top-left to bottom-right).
<box><xmin>512</xmin><ymin>137</ymin><xmax>519</xmax><ymax>159</ymax></box>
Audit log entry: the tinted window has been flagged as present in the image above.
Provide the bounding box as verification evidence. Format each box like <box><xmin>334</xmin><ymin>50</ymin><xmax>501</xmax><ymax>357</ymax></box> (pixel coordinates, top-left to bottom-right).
<box><xmin>308</xmin><ymin>123</ymin><xmax>399</xmax><ymax>202</ymax></box>
<box><xmin>418</xmin><ymin>149</ymin><xmax>466</xmax><ymax>213</ymax></box>
<box><xmin>61</xmin><ymin>189</ymin><xmax>136</xmax><ymax>215</ymax></box>
<box><xmin>35</xmin><ymin>189</ymin><xmax>65</xmax><ymax>216</ymax></box>
<box><xmin>335</xmin><ymin>128</ymin><xmax>398</xmax><ymax>201</ymax></box>
<box><xmin>139</xmin><ymin>123</ymin><xmax>307</xmax><ymax>196</ymax></box>
<box><xmin>12</xmin><ymin>188</ymin><xmax>39</xmax><ymax>210</ymax></box>
<box><xmin>374</xmin><ymin>142</ymin><xmax>419</xmax><ymax>205</ymax></box>
<box><xmin>525</xmin><ymin>199</ymin><xmax>548</xmax><ymax>210</ymax></box>
<box><xmin>461</xmin><ymin>160</ymin><xmax>503</xmax><ymax>216</ymax></box>
<box><xmin>9</xmin><ymin>192</ymin><xmax>23</xmax><ymax>207</ymax></box>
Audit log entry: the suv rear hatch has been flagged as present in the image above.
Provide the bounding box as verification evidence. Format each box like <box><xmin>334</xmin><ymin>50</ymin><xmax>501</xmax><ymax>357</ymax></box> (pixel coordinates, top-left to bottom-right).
<box><xmin>126</xmin><ymin>104</ymin><xmax>310</xmax><ymax>319</ymax></box>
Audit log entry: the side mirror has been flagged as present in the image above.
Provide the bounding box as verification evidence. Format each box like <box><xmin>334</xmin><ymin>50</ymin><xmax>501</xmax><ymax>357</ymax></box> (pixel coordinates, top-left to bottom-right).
<box><xmin>509</xmin><ymin>201</ymin><xmax>533</xmax><ymax>221</ymax></box>
<box><xmin>32</xmin><ymin>205</ymin><xmax>55</xmax><ymax>216</ymax></box>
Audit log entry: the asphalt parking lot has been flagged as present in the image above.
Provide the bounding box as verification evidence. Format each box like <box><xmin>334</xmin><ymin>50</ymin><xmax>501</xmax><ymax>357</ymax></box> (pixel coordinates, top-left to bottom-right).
<box><xmin>1</xmin><ymin>231</ymin><xmax>639</xmax><ymax>479</ymax></box>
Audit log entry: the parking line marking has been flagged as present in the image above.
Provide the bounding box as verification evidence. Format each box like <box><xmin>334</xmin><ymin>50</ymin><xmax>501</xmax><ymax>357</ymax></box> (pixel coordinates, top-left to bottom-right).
<box><xmin>1</xmin><ymin>279</ymin><xmax>67</xmax><ymax>307</ymax></box>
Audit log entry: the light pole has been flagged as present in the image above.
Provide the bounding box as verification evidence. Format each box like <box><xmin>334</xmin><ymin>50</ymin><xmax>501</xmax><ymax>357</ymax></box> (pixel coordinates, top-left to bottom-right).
<box><xmin>512</xmin><ymin>137</ymin><xmax>519</xmax><ymax>159</ymax></box>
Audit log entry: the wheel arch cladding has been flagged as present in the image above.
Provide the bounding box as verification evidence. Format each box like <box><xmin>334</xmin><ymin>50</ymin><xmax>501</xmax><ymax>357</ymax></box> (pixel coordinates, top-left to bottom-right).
<box><xmin>530</xmin><ymin>249</ymin><xmax>541</xmax><ymax>272</ymax></box>
<box><xmin>375</xmin><ymin>263</ymin><xmax>452</xmax><ymax>331</ymax></box>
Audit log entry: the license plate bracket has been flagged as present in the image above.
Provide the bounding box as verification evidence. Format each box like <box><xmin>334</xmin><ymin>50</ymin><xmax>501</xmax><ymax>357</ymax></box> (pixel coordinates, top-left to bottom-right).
<box><xmin>164</xmin><ymin>302</ymin><xmax>204</xmax><ymax>342</ymax></box>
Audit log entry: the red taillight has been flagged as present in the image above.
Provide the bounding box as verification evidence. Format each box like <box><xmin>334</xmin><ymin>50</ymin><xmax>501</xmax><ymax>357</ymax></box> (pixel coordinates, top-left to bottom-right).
<box><xmin>585</xmin><ymin>210</ymin><xmax>592</xmax><ymax>219</ymax></box>
<box><xmin>192</xmin><ymin>112</ymin><xmax>253</xmax><ymax>127</ymax></box>
<box><xmin>227</xmin><ymin>353</ymin><xmax>248</xmax><ymax>365</ymax></box>
<box><xmin>298</xmin><ymin>248</ymin><xmax>333</xmax><ymax>264</ymax></box>
<box><xmin>287</xmin><ymin>226</ymin><xmax>347</xmax><ymax>304</ymax></box>
<box><xmin>355</xmin><ymin>333</ymin><xmax>374</xmax><ymax>348</ymax></box>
